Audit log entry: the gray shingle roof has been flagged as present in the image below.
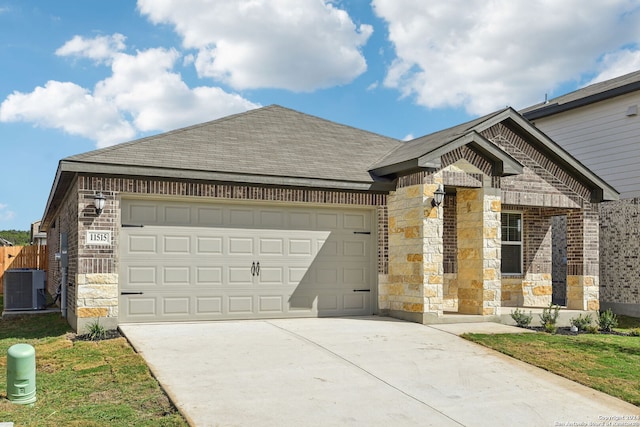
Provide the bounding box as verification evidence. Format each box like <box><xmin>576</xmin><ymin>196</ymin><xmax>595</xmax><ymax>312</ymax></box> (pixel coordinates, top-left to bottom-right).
<box><xmin>64</xmin><ymin>105</ymin><xmax>402</xmax><ymax>186</ymax></box>
<box><xmin>371</xmin><ymin>109</ymin><xmax>507</xmax><ymax>171</ymax></box>
<box><xmin>522</xmin><ymin>69</ymin><xmax>640</xmax><ymax>119</ymax></box>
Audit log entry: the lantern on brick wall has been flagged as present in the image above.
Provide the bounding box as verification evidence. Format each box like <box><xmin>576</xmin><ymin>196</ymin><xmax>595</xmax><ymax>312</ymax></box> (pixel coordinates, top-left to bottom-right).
<box><xmin>431</xmin><ymin>185</ymin><xmax>445</xmax><ymax>207</ymax></box>
<box><xmin>94</xmin><ymin>192</ymin><xmax>106</xmax><ymax>215</ymax></box>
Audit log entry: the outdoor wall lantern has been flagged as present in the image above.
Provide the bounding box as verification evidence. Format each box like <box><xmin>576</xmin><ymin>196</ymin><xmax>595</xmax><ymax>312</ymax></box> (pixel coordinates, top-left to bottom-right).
<box><xmin>94</xmin><ymin>192</ymin><xmax>106</xmax><ymax>215</ymax></box>
<box><xmin>431</xmin><ymin>184</ymin><xmax>445</xmax><ymax>207</ymax></box>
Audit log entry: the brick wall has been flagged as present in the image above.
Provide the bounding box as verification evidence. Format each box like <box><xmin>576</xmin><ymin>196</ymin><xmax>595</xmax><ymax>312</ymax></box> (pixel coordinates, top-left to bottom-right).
<box><xmin>600</xmin><ymin>198</ymin><xmax>640</xmax><ymax>308</ymax></box>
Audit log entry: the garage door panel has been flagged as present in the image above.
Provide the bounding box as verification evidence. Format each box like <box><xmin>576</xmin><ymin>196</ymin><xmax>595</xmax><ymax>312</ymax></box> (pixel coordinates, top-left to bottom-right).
<box><xmin>197</xmin><ymin>236</ymin><xmax>223</xmax><ymax>254</ymax></box>
<box><xmin>229</xmin><ymin>209</ymin><xmax>254</xmax><ymax>226</ymax></box>
<box><xmin>259</xmin><ymin>211</ymin><xmax>285</xmax><ymax>228</ymax></box>
<box><xmin>318</xmin><ymin>295</ymin><xmax>338</xmax><ymax>311</ymax></box>
<box><xmin>164</xmin><ymin>206</ymin><xmax>191</xmax><ymax>224</ymax></box>
<box><xmin>229</xmin><ymin>237</ymin><xmax>254</xmax><ymax>255</ymax></box>
<box><xmin>228</xmin><ymin>267</ymin><xmax>253</xmax><ymax>284</ymax></box>
<box><xmin>196</xmin><ymin>207</ymin><xmax>224</xmax><ymax>226</ymax></box>
<box><xmin>163</xmin><ymin>297</ymin><xmax>190</xmax><ymax>315</ymax></box>
<box><xmin>343</xmin><ymin>293</ymin><xmax>367</xmax><ymax>311</ymax></box>
<box><xmin>119</xmin><ymin>200</ymin><xmax>375</xmax><ymax>323</ymax></box>
<box><xmin>127</xmin><ymin>204</ymin><xmax>157</xmax><ymax>223</ymax></box>
<box><xmin>163</xmin><ymin>235</ymin><xmax>190</xmax><ymax>254</ymax></box>
<box><xmin>128</xmin><ymin>234</ymin><xmax>157</xmax><ymax>254</ymax></box>
<box><xmin>259</xmin><ymin>296</ymin><xmax>283</xmax><ymax>312</ymax></box>
<box><xmin>196</xmin><ymin>267</ymin><xmax>223</xmax><ymax>285</ymax></box>
<box><xmin>258</xmin><ymin>267</ymin><xmax>283</xmax><ymax>284</ymax></box>
<box><xmin>126</xmin><ymin>297</ymin><xmax>157</xmax><ymax>317</ymax></box>
<box><xmin>228</xmin><ymin>296</ymin><xmax>253</xmax><ymax>313</ymax></box>
<box><xmin>127</xmin><ymin>266</ymin><xmax>157</xmax><ymax>285</ymax></box>
<box><xmin>163</xmin><ymin>267</ymin><xmax>190</xmax><ymax>285</ymax></box>
<box><xmin>259</xmin><ymin>238</ymin><xmax>284</xmax><ymax>255</ymax></box>
<box><xmin>196</xmin><ymin>297</ymin><xmax>223</xmax><ymax>314</ymax></box>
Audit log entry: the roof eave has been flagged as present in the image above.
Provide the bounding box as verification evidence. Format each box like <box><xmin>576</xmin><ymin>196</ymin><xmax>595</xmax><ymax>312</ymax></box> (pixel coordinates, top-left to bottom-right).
<box><xmin>523</xmin><ymin>80</ymin><xmax>640</xmax><ymax>120</ymax></box>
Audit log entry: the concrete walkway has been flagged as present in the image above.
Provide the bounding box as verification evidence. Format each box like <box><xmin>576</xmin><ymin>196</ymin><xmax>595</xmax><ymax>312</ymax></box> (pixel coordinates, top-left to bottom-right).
<box><xmin>120</xmin><ymin>317</ymin><xmax>639</xmax><ymax>427</ymax></box>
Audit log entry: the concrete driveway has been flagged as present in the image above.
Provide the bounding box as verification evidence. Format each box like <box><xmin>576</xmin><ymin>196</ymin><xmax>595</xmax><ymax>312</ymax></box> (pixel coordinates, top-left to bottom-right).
<box><xmin>120</xmin><ymin>317</ymin><xmax>639</xmax><ymax>426</ymax></box>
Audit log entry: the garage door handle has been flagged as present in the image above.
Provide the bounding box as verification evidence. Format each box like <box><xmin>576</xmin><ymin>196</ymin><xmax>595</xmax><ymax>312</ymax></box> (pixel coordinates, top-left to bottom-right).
<box><xmin>251</xmin><ymin>262</ymin><xmax>256</xmax><ymax>276</ymax></box>
<box><xmin>256</xmin><ymin>262</ymin><xmax>260</xmax><ymax>276</ymax></box>
<box><xmin>353</xmin><ymin>289</ymin><xmax>371</xmax><ymax>292</ymax></box>
<box><xmin>121</xmin><ymin>291</ymin><xmax>144</xmax><ymax>295</ymax></box>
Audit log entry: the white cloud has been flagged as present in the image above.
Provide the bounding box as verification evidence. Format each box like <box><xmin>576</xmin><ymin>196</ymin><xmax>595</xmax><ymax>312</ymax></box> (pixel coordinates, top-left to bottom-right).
<box><xmin>95</xmin><ymin>47</ymin><xmax>259</xmax><ymax>133</ymax></box>
<box><xmin>137</xmin><ymin>0</ymin><xmax>372</xmax><ymax>91</ymax></box>
<box><xmin>403</xmin><ymin>133</ymin><xmax>414</xmax><ymax>141</ymax></box>
<box><xmin>0</xmin><ymin>203</ymin><xmax>16</xmax><ymax>222</ymax></box>
<box><xmin>0</xmin><ymin>80</ymin><xmax>136</xmax><ymax>147</ymax></box>
<box><xmin>586</xmin><ymin>49</ymin><xmax>640</xmax><ymax>85</ymax></box>
<box><xmin>373</xmin><ymin>0</ymin><xmax>640</xmax><ymax>115</ymax></box>
<box><xmin>1</xmin><ymin>34</ymin><xmax>259</xmax><ymax>148</ymax></box>
<box><xmin>56</xmin><ymin>33</ymin><xmax>127</xmax><ymax>64</ymax></box>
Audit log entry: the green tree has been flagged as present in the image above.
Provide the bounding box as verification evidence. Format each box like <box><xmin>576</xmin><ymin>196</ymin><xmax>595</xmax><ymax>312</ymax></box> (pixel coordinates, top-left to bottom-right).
<box><xmin>0</xmin><ymin>230</ymin><xmax>30</xmax><ymax>246</ymax></box>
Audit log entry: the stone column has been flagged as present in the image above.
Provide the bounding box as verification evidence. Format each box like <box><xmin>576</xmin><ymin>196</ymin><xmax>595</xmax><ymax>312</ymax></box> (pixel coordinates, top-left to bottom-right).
<box><xmin>385</xmin><ymin>177</ymin><xmax>444</xmax><ymax>323</ymax></box>
<box><xmin>456</xmin><ymin>186</ymin><xmax>502</xmax><ymax>315</ymax></box>
<box><xmin>566</xmin><ymin>203</ymin><xmax>600</xmax><ymax>310</ymax></box>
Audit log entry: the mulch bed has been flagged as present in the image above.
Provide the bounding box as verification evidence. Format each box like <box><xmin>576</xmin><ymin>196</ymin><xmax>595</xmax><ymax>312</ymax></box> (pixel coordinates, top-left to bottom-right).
<box><xmin>523</xmin><ymin>326</ymin><xmax>632</xmax><ymax>336</ymax></box>
<box><xmin>71</xmin><ymin>329</ymin><xmax>123</xmax><ymax>342</ymax></box>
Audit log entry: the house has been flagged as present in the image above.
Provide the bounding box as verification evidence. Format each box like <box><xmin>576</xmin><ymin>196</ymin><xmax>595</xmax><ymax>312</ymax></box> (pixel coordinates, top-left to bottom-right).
<box><xmin>523</xmin><ymin>70</ymin><xmax>640</xmax><ymax>317</ymax></box>
<box><xmin>30</xmin><ymin>220</ymin><xmax>47</xmax><ymax>246</ymax></box>
<box><xmin>40</xmin><ymin>105</ymin><xmax>616</xmax><ymax>331</ymax></box>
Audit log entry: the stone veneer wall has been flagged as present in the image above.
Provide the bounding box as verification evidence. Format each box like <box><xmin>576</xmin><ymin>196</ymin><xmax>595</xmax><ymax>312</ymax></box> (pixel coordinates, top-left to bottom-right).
<box><xmin>385</xmin><ymin>177</ymin><xmax>444</xmax><ymax>322</ymax></box>
<box><xmin>53</xmin><ymin>175</ymin><xmax>389</xmax><ymax>331</ymax></box>
<box><xmin>456</xmin><ymin>187</ymin><xmax>502</xmax><ymax>315</ymax></box>
<box><xmin>600</xmin><ymin>198</ymin><xmax>640</xmax><ymax>316</ymax></box>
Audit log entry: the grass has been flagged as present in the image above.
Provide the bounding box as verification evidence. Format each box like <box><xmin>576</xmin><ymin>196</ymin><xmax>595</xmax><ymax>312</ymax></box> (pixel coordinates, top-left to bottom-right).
<box><xmin>464</xmin><ymin>315</ymin><xmax>640</xmax><ymax>407</ymax></box>
<box><xmin>0</xmin><ymin>296</ymin><xmax>187</xmax><ymax>426</ymax></box>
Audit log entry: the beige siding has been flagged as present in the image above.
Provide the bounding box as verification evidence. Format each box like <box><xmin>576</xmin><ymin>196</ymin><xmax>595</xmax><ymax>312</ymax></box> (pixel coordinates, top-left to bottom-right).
<box><xmin>531</xmin><ymin>91</ymin><xmax>640</xmax><ymax>198</ymax></box>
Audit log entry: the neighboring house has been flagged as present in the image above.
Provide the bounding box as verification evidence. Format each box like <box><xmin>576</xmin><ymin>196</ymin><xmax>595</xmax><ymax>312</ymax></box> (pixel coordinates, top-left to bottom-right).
<box><xmin>41</xmin><ymin>105</ymin><xmax>616</xmax><ymax>331</ymax></box>
<box><xmin>30</xmin><ymin>220</ymin><xmax>47</xmax><ymax>246</ymax></box>
<box><xmin>523</xmin><ymin>70</ymin><xmax>640</xmax><ymax>317</ymax></box>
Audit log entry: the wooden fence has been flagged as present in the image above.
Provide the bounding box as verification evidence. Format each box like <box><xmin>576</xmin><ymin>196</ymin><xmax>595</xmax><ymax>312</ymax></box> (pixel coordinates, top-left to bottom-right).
<box><xmin>0</xmin><ymin>245</ymin><xmax>48</xmax><ymax>293</ymax></box>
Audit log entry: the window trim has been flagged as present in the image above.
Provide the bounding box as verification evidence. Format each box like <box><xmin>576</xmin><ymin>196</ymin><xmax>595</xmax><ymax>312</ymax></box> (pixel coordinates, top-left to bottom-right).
<box><xmin>501</xmin><ymin>211</ymin><xmax>523</xmax><ymax>276</ymax></box>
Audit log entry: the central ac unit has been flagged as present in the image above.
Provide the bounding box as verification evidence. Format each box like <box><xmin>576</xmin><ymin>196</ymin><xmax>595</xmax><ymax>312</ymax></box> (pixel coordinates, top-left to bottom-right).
<box><xmin>3</xmin><ymin>269</ymin><xmax>46</xmax><ymax>311</ymax></box>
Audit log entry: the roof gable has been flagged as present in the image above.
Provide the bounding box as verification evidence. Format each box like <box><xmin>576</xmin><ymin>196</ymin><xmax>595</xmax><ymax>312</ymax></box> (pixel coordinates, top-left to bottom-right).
<box><xmin>369</xmin><ymin>107</ymin><xmax>618</xmax><ymax>202</ymax></box>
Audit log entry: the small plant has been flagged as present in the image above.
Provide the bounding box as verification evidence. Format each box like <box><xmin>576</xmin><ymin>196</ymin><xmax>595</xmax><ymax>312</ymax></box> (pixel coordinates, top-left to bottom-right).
<box><xmin>539</xmin><ymin>303</ymin><xmax>560</xmax><ymax>333</ymax></box>
<box><xmin>510</xmin><ymin>308</ymin><xmax>533</xmax><ymax>328</ymax></box>
<box><xmin>598</xmin><ymin>309</ymin><xmax>619</xmax><ymax>332</ymax></box>
<box><xmin>569</xmin><ymin>313</ymin><xmax>593</xmax><ymax>332</ymax></box>
<box><xmin>86</xmin><ymin>318</ymin><xmax>107</xmax><ymax>341</ymax></box>
<box><xmin>586</xmin><ymin>325</ymin><xmax>600</xmax><ymax>334</ymax></box>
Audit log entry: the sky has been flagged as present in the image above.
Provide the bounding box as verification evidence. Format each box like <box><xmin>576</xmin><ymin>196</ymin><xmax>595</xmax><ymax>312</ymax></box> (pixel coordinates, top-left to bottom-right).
<box><xmin>2</xmin><ymin>1</ymin><xmax>640</xmax><ymax>232</ymax></box>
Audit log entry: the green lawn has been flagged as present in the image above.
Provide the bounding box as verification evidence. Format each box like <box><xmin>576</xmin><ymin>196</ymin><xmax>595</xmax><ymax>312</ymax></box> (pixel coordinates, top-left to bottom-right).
<box><xmin>0</xmin><ymin>296</ymin><xmax>187</xmax><ymax>426</ymax></box>
<box><xmin>464</xmin><ymin>316</ymin><xmax>640</xmax><ymax>407</ymax></box>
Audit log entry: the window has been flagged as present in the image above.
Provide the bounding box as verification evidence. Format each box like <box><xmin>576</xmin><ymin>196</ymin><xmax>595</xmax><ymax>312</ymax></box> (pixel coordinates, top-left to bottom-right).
<box><xmin>501</xmin><ymin>212</ymin><xmax>522</xmax><ymax>275</ymax></box>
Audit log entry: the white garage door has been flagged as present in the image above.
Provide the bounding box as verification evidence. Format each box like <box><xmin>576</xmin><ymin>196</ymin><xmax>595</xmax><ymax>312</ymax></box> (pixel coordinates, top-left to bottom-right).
<box><xmin>119</xmin><ymin>199</ymin><xmax>376</xmax><ymax>323</ymax></box>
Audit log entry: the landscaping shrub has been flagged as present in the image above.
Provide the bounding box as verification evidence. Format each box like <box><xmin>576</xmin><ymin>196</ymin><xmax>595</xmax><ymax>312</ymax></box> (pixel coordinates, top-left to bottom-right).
<box><xmin>570</xmin><ymin>313</ymin><xmax>593</xmax><ymax>332</ymax></box>
<box><xmin>598</xmin><ymin>309</ymin><xmax>619</xmax><ymax>332</ymax></box>
<box><xmin>510</xmin><ymin>308</ymin><xmax>533</xmax><ymax>328</ymax></box>
<box><xmin>539</xmin><ymin>303</ymin><xmax>560</xmax><ymax>334</ymax></box>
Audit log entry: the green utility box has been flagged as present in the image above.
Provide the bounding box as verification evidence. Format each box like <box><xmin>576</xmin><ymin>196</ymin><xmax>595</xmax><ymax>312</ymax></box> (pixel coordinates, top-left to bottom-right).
<box><xmin>6</xmin><ymin>343</ymin><xmax>36</xmax><ymax>404</ymax></box>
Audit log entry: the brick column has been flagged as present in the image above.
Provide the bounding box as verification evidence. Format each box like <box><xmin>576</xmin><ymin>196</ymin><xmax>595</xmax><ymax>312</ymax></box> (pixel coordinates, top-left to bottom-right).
<box><xmin>456</xmin><ymin>187</ymin><xmax>502</xmax><ymax>315</ymax></box>
<box><xmin>566</xmin><ymin>203</ymin><xmax>599</xmax><ymax>310</ymax></box>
